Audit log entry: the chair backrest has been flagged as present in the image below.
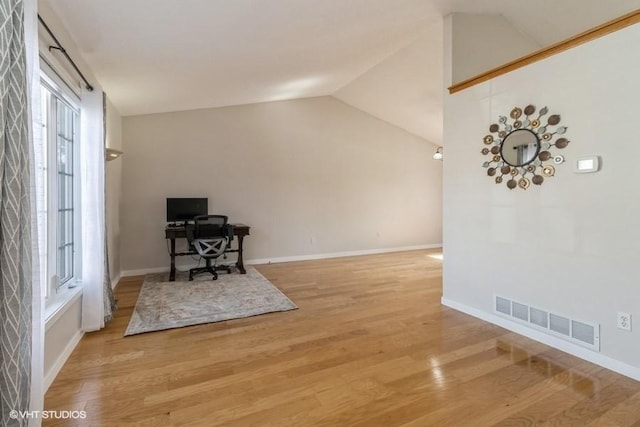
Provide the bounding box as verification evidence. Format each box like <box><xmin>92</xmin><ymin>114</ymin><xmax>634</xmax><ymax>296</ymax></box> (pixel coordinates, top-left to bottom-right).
<box><xmin>193</xmin><ymin>215</ymin><xmax>228</xmax><ymax>238</ymax></box>
<box><xmin>192</xmin><ymin>215</ymin><xmax>229</xmax><ymax>258</ymax></box>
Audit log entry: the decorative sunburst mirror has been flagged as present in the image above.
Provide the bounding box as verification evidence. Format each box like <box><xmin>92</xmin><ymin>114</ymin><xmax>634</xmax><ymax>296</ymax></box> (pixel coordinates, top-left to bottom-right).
<box><xmin>481</xmin><ymin>105</ymin><xmax>570</xmax><ymax>190</ymax></box>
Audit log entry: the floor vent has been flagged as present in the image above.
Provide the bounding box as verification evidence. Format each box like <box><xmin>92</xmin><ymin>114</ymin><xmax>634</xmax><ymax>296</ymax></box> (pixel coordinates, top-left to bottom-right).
<box><xmin>494</xmin><ymin>295</ymin><xmax>600</xmax><ymax>351</ymax></box>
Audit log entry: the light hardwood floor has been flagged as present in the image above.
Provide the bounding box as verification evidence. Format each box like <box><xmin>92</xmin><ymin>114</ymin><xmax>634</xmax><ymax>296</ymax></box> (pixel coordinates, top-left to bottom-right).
<box><xmin>44</xmin><ymin>250</ymin><xmax>640</xmax><ymax>426</ymax></box>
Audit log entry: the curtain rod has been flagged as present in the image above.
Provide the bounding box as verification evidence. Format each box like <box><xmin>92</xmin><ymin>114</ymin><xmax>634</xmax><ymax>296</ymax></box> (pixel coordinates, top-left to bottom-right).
<box><xmin>37</xmin><ymin>14</ymin><xmax>94</xmax><ymax>92</ymax></box>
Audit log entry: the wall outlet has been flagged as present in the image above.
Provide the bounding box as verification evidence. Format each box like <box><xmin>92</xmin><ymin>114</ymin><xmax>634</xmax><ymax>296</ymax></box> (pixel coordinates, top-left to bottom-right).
<box><xmin>617</xmin><ymin>312</ymin><xmax>632</xmax><ymax>331</ymax></box>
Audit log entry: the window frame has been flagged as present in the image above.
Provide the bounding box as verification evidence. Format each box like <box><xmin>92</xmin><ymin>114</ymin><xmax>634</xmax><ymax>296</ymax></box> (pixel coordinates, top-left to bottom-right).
<box><xmin>39</xmin><ymin>62</ymin><xmax>83</xmax><ymax>305</ymax></box>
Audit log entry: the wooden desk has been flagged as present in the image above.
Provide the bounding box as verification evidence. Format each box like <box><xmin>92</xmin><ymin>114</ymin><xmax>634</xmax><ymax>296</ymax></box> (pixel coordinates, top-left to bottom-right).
<box><xmin>165</xmin><ymin>224</ymin><xmax>250</xmax><ymax>281</ymax></box>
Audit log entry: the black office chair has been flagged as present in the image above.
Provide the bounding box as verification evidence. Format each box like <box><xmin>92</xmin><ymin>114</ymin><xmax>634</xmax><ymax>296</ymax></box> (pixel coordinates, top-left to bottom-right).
<box><xmin>186</xmin><ymin>215</ymin><xmax>233</xmax><ymax>281</ymax></box>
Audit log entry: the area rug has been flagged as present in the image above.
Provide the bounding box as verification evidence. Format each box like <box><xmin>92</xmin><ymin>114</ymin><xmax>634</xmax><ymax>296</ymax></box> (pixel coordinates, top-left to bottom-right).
<box><xmin>124</xmin><ymin>267</ymin><xmax>297</xmax><ymax>336</ymax></box>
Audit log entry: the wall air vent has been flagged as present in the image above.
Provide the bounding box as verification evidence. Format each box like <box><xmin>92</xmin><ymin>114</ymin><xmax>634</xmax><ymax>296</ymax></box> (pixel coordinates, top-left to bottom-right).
<box><xmin>496</xmin><ymin>296</ymin><xmax>511</xmax><ymax>315</ymax></box>
<box><xmin>529</xmin><ymin>307</ymin><xmax>549</xmax><ymax>329</ymax></box>
<box><xmin>494</xmin><ymin>295</ymin><xmax>600</xmax><ymax>351</ymax></box>
<box><xmin>512</xmin><ymin>302</ymin><xmax>529</xmax><ymax>322</ymax></box>
<box><xmin>550</xmin><ymin>314</ymin><xmax>571</xmax><ymax>336</ymax></box>
<box><xmin>572</xmin><ymin>320</ymin><xmax>596</xmax><ymax>346</ymax></box>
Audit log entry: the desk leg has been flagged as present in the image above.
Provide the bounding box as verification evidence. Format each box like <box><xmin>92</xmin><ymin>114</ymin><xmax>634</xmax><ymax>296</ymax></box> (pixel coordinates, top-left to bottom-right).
<box><xmin>237</xmin><ymin>235</ymin><xmax>247</xmax><ymax>274</ymax></box>
<box><xmin>169</xmin><ymin>238</ymin><xmax>176</xmax><ymax>281</ymax></box>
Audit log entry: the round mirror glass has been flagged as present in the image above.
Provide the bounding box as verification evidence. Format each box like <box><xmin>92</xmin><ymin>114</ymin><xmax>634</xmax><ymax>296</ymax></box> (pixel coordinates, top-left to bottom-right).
<box><xmin>500</xmin><ymin>129</ymin><xmax>540</xmax><ymax>167</ymax></box>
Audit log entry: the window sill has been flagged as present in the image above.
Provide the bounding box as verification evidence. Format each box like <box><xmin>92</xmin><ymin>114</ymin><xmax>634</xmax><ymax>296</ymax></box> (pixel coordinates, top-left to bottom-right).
<box><xmin>45</xmin><ymin>285</ymin><xmax>82</xmax><ymax>331</ymax></box>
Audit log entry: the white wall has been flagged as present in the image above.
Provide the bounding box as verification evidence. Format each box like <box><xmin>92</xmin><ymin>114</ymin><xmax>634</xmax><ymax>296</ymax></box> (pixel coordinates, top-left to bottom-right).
<box><xmin>37</xmin><ymin>0</ymin><xmax>88</xmax><ymax>397</ymax></box>
<box><xmin>443</xmin><ymin>24</ymin><xmax>640</xmax><ymax>376</ymax></box>
<box><xmin>43</xmin><ymin>296</ymin><xmax>82</xmax><ymax>390</ymax></box>
<box><xmin>106</xmin><ymin>98</ymin><xmax>122</xmax><ymax>286</ymax></box>
<box><xmin>449</xmin><ymin>13</ymin><xmax>540</xmax><ymax>84</ymax></box>
<box><xmin>121</xmin><ymin>96</ymin><xmax>442</xmax><ymax>273</ymax></box>
<box><xmin>334</xmin><ymin>23</ymin><xmax>443</xmax><ymax>145</ymax></box>
<box><xmin>38</xmin><ymin>0</ymin><xmax>121</xmax><ymax>392</ymax></box>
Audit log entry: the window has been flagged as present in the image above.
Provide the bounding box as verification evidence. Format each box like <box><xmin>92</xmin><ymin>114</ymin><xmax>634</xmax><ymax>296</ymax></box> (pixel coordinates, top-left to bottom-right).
<box><xmin>37</xmin><ymin>72</ymin><xmax>81</xmax><ymax>302</ymax></box>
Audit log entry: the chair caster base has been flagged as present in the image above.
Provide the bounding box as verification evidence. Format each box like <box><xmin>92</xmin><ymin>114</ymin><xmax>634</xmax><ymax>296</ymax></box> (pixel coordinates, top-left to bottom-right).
<box><xmin>188</xmin><ymin>271</ymin><xmax>218</xmax><ymax>281</ymax></box>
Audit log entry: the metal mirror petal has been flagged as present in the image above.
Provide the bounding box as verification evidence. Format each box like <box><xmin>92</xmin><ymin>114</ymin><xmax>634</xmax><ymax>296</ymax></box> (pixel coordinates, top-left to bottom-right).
<box><xmin>481</xmin><ymin>105</ymin><xmax>571</xmax><ymax>190</ymax></box>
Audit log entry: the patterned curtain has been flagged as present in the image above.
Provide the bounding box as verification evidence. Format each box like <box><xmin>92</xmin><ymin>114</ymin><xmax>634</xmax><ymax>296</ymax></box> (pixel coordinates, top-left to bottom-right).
<box><xmin>0</xmin><ymin>0</ymin><xmax>33</xmax><ymax>426</ymax></box>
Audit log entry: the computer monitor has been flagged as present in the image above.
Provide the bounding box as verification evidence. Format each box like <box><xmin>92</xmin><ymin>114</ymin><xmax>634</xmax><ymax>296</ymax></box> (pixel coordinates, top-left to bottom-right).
<box><xmin>166</xmin><ymin>198</ymin><xmax>208</xmax><ymax>224</ymax></box>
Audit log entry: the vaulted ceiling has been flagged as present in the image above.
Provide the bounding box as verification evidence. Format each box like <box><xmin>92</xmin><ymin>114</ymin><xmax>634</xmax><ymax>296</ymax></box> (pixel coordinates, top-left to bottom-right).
<box><xmin>43</xmin><ymin>0</ymin><xmax>639</xmax><ymax>145</ymax></box>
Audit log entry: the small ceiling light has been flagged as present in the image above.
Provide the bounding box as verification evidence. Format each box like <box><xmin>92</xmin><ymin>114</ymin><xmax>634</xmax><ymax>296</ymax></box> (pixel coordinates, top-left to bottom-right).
<box><xmin>432</xmin><ymin>146</ymin><xmax>443</xmax><ymax>161</ymax></box>
<box><xmin>106</xmin><ymin>148</ymin><xmax>123</xmax><ymax>161</ymax></box>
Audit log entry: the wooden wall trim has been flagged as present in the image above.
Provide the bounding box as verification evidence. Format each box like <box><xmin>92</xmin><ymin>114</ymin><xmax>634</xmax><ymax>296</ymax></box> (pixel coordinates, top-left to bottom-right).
<box><xmin>448</xmin><ymin>9</ymin><xmax>640</xmax><ymax>94</ymax></box>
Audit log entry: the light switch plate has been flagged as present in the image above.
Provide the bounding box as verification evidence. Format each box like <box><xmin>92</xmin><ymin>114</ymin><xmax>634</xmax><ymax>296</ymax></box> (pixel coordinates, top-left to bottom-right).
<box><xmin>574</xmin><ymin>156</ymin><xmax>600</xmax><ymax>173</ymax></box>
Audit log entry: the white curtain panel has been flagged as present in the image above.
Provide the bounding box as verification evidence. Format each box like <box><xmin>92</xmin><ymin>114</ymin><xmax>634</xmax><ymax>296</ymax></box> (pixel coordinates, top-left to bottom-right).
<box><xmin>80</xmin><ymin>86</ymin><xmax>106</xmax><ymax>332</ymax></box>
<box><xmin>102</xmin><ymin>92</ymin><xmax>116</xmax><ymax>324</ymax></box>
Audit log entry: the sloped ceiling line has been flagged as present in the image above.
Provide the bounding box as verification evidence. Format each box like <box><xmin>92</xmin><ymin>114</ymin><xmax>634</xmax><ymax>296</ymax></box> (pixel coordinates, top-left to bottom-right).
<box><xmin>43</xmin><ymin>0</ymin><xmax>640</xmax><ymax>148</ymax></box>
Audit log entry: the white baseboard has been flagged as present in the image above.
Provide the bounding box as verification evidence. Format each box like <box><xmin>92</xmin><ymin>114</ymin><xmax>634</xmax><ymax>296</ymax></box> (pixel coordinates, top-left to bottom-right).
<box><xmin>441</xmin><ymin>297</ymin><xmax>640</xmax><ymax>382</ymax></box>
<box><xmin>121</xmin><ymin>264</ymin><xmax>230</xmax><ymax>277</ymax></box>
<box><xmin>44</xmin><ymin>329</ymin><xmax>83</xmax><ymax>392</ymax></box>
<box><xmin>121</xmin><ymin>244</ymin><xmax>442</xmax><ymax>277</ymax></box>
<box><xmin>110</xmin><ymin>273</ymin><xmax>121</xmax><ymax>290</ymax></box>
<box><xmin>248</xmin><ymin>244</ymin><xmax>442</xmax><ymax>265</ymax></box>
<box><xmin>121</xmin><ymin>266</ymin><xmax>170</xmax><ymax>277</ymax></box>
